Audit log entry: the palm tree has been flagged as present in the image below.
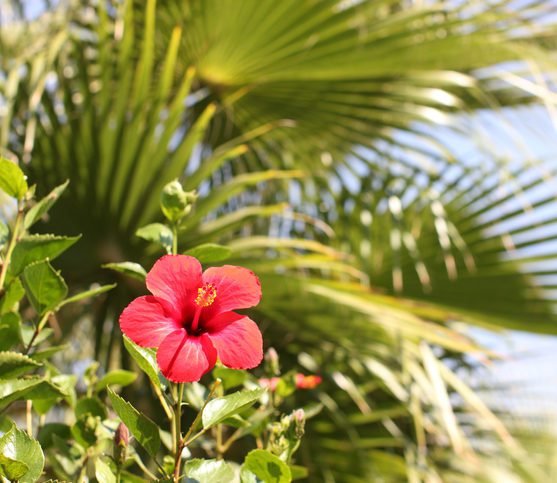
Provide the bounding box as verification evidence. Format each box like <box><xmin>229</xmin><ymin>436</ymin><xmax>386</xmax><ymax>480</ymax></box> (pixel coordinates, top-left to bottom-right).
<box><xmin>1</xmin><ymin>0</ymin><xmax>557</xmax><ymax>480</ymax></box>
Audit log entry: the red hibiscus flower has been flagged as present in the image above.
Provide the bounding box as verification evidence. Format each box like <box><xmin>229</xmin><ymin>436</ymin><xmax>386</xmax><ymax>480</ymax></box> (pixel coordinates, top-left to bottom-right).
<box><xmin>119</xmin><ymin>255</ymin><xmax>263</xmax><ymax>382</ymax></box>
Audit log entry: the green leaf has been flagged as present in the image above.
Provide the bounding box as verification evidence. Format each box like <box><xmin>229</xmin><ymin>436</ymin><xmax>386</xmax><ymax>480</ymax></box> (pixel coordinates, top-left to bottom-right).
<box><xmin>123</xmin><ymin>336</ymin><xmax>163</xmax><ymax>390</ymax></box>
<box><xmin>24</xmin><ymin>180</ymin><xmax>69</xmax><ymax>229</ymax></box>
<box><xmin>0</xmin><ymin>425</ymin><xmax>44</xmax><ymax>483</ymax></box>
<box><xmin>60</xmin><ymin>283</ymin><xmax>116</xmax><ymax>307</ymax></box>
<box><xmin>202</xmin><ymin>388</ymin><xmax>264</xmax><ymax>429</ymax></box>
<box><xmin>183</xmin><ymin>243</ymin><xmax>232</xmax><ymax>264</ymax></box>
<box><xmin>136</xmin><ymin>223</ymin><xmax>173</xmax><ymax>253</ymax></box>
<box><xmin>75</xmin><ymin>397</ymin><xmax>107</xmax><ymax>419</ymax></box>
<box><xmin>71</xmin><ymin>415</ymin><xmax>99</xmax><ymax>447</ymax></box>
<box><xmin>29</xmin><ymin>344</ymin><xmax>68</xmax><ymax>362</ymax></box>
<box><xmin>0</xmin><ymin>377</ymin><xmax>64</xmax><ymax>409</ymax></box>
<box><xmin>108</xmin><ymin>388</ymin><xmax>161</xmax><ymax>457</ymax></box>
<box><xmin>19</xmin><ymin>325</ymin><xmax>53</xmax><ymax>347</ymax></box>
<box><xmin>10</xmin><ymin>234</ymin><xmax>80</xmax><ymax>276</ymax></box>
<box><xmin>0</xmin><ymin>158</ymin><xmax>27</xmax><ymax>199</ymax></box>
<box><xmin>0</xmin><ymin>221</ymin><xmax>8</xmax><ymax>250</ymax></box>
<box><xmin>102</xmin><ymin>262</ymin><xmax>147</xmax><ymax>281</ymax></box>
<box><xmin>0</xmin><ymin>352</ymin><xmax>41</xmax><ymax>379</ymax></box>
<box><xmin>95</xmin><ymin>369</ymin><xmax>137</xmax><ymax>392</ymax></box>
<box><xmin>22</xmin><ymin>260</ymin><xmax>68</xmax><ymax>315</ymax></box>
<box><xmin>95</xmin><ymin>457</ymin><xmax>117</xmax><ymax>483</ymax></box>
<box><xmin>0</xmin><ymin>453</ymin><xmax>29</xmax><ymax>480</ymax></box>
<box><xmin>243</xmin><ymin>450</ymin><xmax>292</xmax><ymax>483</ymax></box>
<box><xmin>0</xmin><ymin>278</ymin><xmax>25</xmax><ymax>315</ymax></box>
<box><xmin>213</xmin><ymin>367</ymin><xmax>247</xmax><ymax>390</ymax></box>
<box><xmin>184</xmin><ymin>458</ymin><xmax>235</xmax><ymax>483</ymax></box>
<box><xmin>0</xmin><ymin>313</ymin><xmax>20</xmax><ymax>351</ymax></box>
<box><xmin>37</xmin><ymin>423</ymin><xmax>71</xmax><ymax>449</ymax></box>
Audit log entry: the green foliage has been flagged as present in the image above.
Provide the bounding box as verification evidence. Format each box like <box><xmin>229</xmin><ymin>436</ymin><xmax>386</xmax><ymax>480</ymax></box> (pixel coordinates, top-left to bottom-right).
<box><xmin>22</xmin><ymin>260</ymin><xmax>68</xmax><ymax>315</ymax></box>
<box><xmin>184</xmin><ymin>244</ymin><xmax>232</xmax><ymax>264</ymax></box>
<box><xmin>0</xmin><ymin>157</ymin><xmax>27</xmax><ymax>199</ymax></box>
<box><xmin>202</xmin><ymin>389</ymin><xmax>265</xmax><ymax>429</ymax></box>
<box><xmin>184</xmin><ymin>459</ymin><xmax>235</xmax><ymax>483</ymax></box>
<box><xmin>0</xmin><ymin>426</ymin><xmax>44</xmax><ymax>483</ymax></box>
<box><xmin>243</xmin><ymin>450</ymin><xmax>292</xmax><ymax>483</ymax></box>
<box><xmin>136</xmin><ymin>223</ymin><xmax>174</xmax><ymax>254</ymax></box>
<box><xmin>107</xmin><ymin>388</ymin><xmax>161</xmax><ymax>458</ymax></box>
<box><xmin>0</xmin><ymin>351</ymin><xmax>41</xmax><ymax>378</ymax></box>
<box><xmin>24</xmin><ymin>180</ymin><xmax>68</xmax><ymax>229</ymax></box>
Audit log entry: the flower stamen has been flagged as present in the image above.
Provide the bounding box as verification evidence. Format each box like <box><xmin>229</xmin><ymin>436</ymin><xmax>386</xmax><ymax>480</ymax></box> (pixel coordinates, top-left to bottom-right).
<box><xmin>195</xmin><ymin>283</ymin><xmax>217</xmax><ymax>307</ymax></box>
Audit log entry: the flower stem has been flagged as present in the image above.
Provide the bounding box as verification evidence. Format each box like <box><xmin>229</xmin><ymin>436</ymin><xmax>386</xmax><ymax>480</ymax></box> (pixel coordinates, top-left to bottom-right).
<box><xmin>0</xmin><ymin>201</ymin><xmax>23</xmax><ymax>291</ymax></box>
<box><xmin>173</xmin><ymin>382</ymin><xmax>184</xmax><ymax>482</ymax></box>
<box><xmin>172</xmin><ymin>223</ymin><xmax>178</xmax><ymax>255</ymax></box>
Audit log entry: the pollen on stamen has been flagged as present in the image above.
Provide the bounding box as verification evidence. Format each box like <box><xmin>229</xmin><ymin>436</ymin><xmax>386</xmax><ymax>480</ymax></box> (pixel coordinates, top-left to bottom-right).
<box><xmin>195</xmin><ymin>283</ymin><xmax>217</xmax><ymax>307</ymax></box>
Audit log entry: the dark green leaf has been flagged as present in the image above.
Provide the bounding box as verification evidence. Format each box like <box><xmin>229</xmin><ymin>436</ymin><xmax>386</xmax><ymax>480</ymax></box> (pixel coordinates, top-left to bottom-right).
<box><xmin>202</xmin><ymin>388</ymin><xmax>264</xmax><ymax>429</ymax></box>
<box><xmin>183</xmin><ymin>243</ymin><xmax>232</xmax><ymax>264</ymax></box>
<box><xmin>95</xmin><ymin>369</ymin><xmax>137</xmax><ymax>392</ymax></box>
<box><xmin>37</xmin><ymin>423</ymin><xmax>71</xmax><ymax>449</ymax></box>
<box><xmin>24</xmin><ymin>180</ymin><xmax>69</xmax><ymax>229</ymax></box>
<box><xmin>0</xmin><ymin>313</ymin><xmax>20</xmax><ymax>351</ymax></box>
<box><xmin>0</xmin><ymin>351</ymin><xmax>41</xmax><ymax>379</ymax></box>
<box><xmin>71</xmin><ymin>415</ymin><xmax>99</xmax><ymax>447</ymax></box>
<box><xmin>243</xmin><ymin>450</ymin><xmax>292</xmax><ymax>483</ymax></box>
<box><xmin>75</xmin><ymin>397</ymin><xmax>107</xmax><ymax>419</ymax></box>
<box><xmin>60</xmin><ymin>283</ymin><xmax>116</xmax><ymax>307</ymax></box>
<box><xmin>108</xmin><ymin>388</ymin><xmax>161</xmax><ymax>457</ymax></box>
<box><xmin>22</xmin><ymin>260</ymin><xmax>68</xmax><ymax>314</ymax></box>
<box><xmin>10</xmin><ymin>234</ymin><xmax>80</xmax><ymax>276</ymax></box>
<box><xmin>136</xmin><ymin>223</ymin><xmax>173</xmax><ymax>253</ymax></box>
<box><xmin>0</xmin><ymin>425</ymin><xmax>44</xmax><ymax>483</ymax></box>
<box><xmin>0</xmin><ymin>158</ymin><xmax>27</xmax><ymax>199</ymax></box>
<box><xmin>184</xmin><ymin>458</ymin><xmax>235</xmax><ymax>483</ymax></box>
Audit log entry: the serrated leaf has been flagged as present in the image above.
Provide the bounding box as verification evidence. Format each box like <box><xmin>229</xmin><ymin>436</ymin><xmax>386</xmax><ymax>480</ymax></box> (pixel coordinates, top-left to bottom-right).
<box><xmin>243</xmin><ymin>450</ymin><xmax>292</xmax><ymax>483</ymax></box>
<box><xmin>0</xmin><ymin>377</ymin><xmax>64</xmax><ymax>409</ymax></box>
<box><xmin>108</xmin><ymin>388</ymin><xmax>160</xmax><ymax>457</ymax></box>
<box><xmin>0</xmin><ymin>158</ymin><xmax>27</xmax><ymax>199</ymax></box>
<box><xmin>103</xmin><ymin>262</ymin><xmax>147</xmax><ymax>281</ymax></box>
<box><xmin>123</xmin><ymin>336</ymin><xmax>163</xmax><ymax>390</ymax></box>
<box><xmin>0</xmin><ymin>425</ymin><xmax>44</xmax><ymax>483</ymax></box>
<box><xmin>95</xmin><ymin>457</ymin><xmax>117</xmax><ymax>483</ymax></box>
<box><xmin>10</xmin><ymin>234</ymin><xmax>80</xmax><ymax>276</ymax></box>
<box><xmin>0</xmin><ymin>278</ymin><xmax>24</xmax><ymax>315</ymax></box>
<box><xmin>184</xmin><ymin>458</ymin><xmax>235</xmax><ymax>483</ymax></box>
<box><xmin>136</xmin><ymin>223</ymin><xmax>173</xmax><ymax>253</ymax></box>
<box><xmin>0</xmin><ymin>351</ymin><xmax>41</xmax><ymax>379</ymax></box>
<box><xmin>60</xmin><ymin>283</ymin><xmax>116</xmax><ymax>307</ymax></box>
<box><xmin>24</xmin><ymin>180</ymin><xmax>69</xmax><ymax>229</ymax></box>
<box><xmin>202</xmin><ymin>388</ymin><xmax>264</xmax><ymax>429</ymax></box>
<box><xmin>22</xmin><ymin>260</ymin><xmax>68</xmax><ymax>314</ymax></box>
<box><xmin>0</xmin><ymin>453</ymin><xmax>29</xmax><ymax>480</ymax></box>
<box><xmin>95</xmin><ymin>369</ymin><xmax>137</xmax><ymax>392</ymax></box>
<box><xmin>183</xmin><ymin>243</ymin><xmax>232</xmax><ymax>264</ymax></box>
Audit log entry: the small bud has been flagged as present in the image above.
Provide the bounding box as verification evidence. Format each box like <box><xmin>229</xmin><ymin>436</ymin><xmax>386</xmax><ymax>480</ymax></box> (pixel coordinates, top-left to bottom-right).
<box><xmin>160</xmin><ymin>179</ymin><xmax>197</xmax><ymax>223</ymax></box>
<box><xmin>265</xmin><ymin>347</ymin><xmax>280</xmax><ymax>376</ymax></box>
<box><xmin>113</xmin><ymin>422</ymin><xmax>129</xmax><ymax>465</ymax></box>
<box><xmin>292</xmin><ymin>409</ymin><xmax>305</xmax><ymax>439</ymax></box>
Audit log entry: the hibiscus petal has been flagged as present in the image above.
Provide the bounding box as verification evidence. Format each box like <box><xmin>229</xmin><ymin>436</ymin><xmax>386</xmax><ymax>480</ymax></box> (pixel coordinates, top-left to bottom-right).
<box><xmin>205</xmin><ymin>312</ymin><xmax>263</xmax><ymax>369</ymax></box>
<box><xmin>156</xmin><ymin>329</ymin><xmax>217</xmax><ymax>382</ymax></box>
<box><xmin>146</xmin><ymin>255</ymin><xmax>202</xmax><ymax>320</ymax></box>
<box><xmin>201</xmin><ymin>265</ymin><xmax>261</xmax><ymax>317</ymax></box>
<box><xmin>119</xmin><ymin>296</ymin><xmax>180</xmax><ymax>348</ymax></box>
